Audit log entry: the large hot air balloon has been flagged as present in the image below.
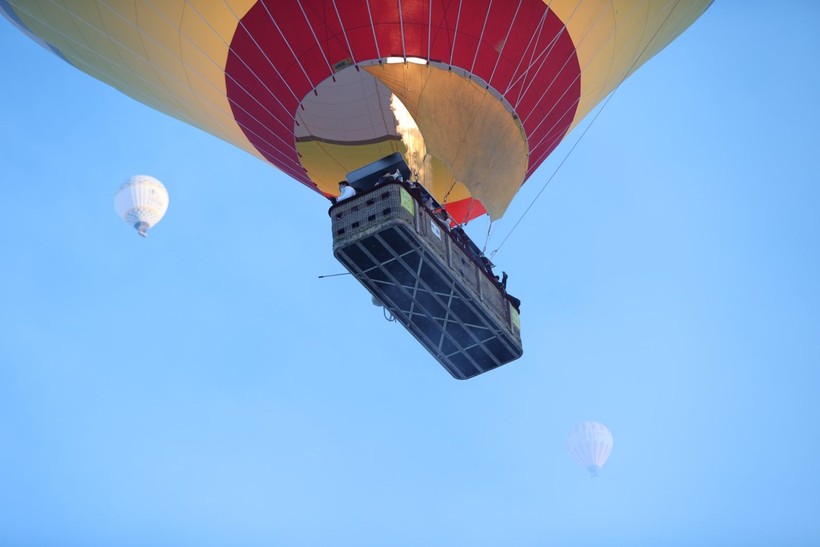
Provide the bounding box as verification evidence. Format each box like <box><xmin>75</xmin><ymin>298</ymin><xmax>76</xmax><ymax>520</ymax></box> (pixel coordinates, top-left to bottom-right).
<box><xmin>1</xmin><ymin>1</ymin><xmax>711</xmax><ymax>224</ymax></box>
<box><xmin>567</xmin><ymin>421</ymin><xmax>613</xmax><ymax>477</ymax></box>
<box><xmin>2</xmin><ymin>1</ymin><xmax>711</xmax><ymax>377</ymax></box>
<box><xmin>114</xmin><ymin>175</ymin><xmax>169</xmax><ymax>237</ymax></box>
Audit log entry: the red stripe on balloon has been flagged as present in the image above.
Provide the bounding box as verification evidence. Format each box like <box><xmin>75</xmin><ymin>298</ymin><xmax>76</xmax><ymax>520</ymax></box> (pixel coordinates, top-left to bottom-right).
<box><xmin>226</xmin><ymin>0</ymin><xmax>580</xmax><ymax>200</ymax></box>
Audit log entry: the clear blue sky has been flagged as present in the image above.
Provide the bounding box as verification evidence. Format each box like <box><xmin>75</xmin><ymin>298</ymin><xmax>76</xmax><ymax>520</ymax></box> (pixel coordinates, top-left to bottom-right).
<box><xmin>2</xmin><ymin>3</ymin><xmax>819</xmax><ymax>546</ymax></box>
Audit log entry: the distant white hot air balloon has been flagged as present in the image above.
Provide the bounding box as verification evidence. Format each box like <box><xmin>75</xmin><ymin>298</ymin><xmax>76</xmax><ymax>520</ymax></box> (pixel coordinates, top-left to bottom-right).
<box><xmin>567</xmin><ymin>421</ymin><xmax>613</xmax><ymax>477</ymax></box>
<box><xmin>114</xmin><ymin>175</ymin><xmax>169</xmax><ymax>237</ymax></box>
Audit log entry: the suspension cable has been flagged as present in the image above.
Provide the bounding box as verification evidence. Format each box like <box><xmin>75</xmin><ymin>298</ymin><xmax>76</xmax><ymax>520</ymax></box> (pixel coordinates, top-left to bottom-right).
<box><xmin>482</xmin><ymin>221</ymin><xmax>494</xmax><ymax>255</ymax></box>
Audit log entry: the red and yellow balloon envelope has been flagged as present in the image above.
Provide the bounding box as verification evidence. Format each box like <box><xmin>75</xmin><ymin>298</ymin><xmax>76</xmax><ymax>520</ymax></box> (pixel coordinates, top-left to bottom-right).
<box><xmin>2</xmin><ymin>1</ymin><xmax>710</xmax><ymax>223</ymax></box>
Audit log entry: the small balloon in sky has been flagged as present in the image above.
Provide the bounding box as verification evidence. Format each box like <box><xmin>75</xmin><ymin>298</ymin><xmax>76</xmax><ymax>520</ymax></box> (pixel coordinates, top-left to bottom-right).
<box><xmin>114</xmin><ymin>175</ymin><xmax>169</xmax><ymax>237</ymax></box>
<box><xmin>567</xmin><ymin>421</ymin><xmax>613</xmax><ymax>478</ymax></box>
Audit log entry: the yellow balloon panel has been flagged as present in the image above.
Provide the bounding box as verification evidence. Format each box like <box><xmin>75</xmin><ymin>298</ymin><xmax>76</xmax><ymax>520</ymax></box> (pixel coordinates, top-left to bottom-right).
<box><xmin>553</xmin><ymin>0</ymin><xmax>712</xmax><ymax>134</ymax></box>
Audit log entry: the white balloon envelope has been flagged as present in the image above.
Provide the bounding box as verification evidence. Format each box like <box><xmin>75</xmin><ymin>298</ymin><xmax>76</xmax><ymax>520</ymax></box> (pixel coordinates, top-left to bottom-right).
<box><xmin>567</xmin><ymin>421</ymin><xmax>613</xmax><ymax>477</ymax></box>
<box><xmin>114</xmin><ymin>175</ymin><xmax>169</xmax><ymax>237</ymax></box>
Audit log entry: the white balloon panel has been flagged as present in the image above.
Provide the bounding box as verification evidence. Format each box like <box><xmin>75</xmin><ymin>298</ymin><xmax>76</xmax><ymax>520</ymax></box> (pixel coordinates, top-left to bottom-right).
<box><xmin>567</xmin><ymin>421</ymin><xmax>613</xmax><ymax>472</ymax></box>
